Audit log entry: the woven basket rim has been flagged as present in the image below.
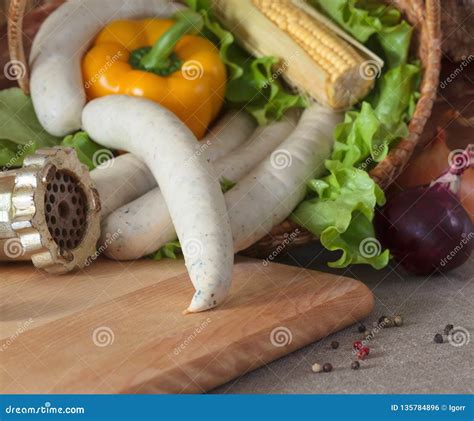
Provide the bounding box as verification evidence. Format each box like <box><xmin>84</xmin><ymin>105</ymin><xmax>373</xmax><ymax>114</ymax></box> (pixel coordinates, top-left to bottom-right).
<box><xmin>6</xmin><ymin>0</ymin><xmax>442</xmax><ymax>254</ymax></box>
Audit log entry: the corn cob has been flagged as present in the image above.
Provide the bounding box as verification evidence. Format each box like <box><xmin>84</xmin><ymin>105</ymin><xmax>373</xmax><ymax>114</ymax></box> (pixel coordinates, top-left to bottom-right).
<box><xmin>212</xmin><ymin>0</ymin><xmax>379</xmax><ymax>110</ymax></box>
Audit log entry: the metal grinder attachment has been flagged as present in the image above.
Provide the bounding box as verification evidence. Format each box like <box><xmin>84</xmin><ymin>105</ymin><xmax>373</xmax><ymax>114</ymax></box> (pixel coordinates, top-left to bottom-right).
<box><xmin>0</xmin><ymin>148</ymin><xmax>101</xmax><ymax>274</ymax></box>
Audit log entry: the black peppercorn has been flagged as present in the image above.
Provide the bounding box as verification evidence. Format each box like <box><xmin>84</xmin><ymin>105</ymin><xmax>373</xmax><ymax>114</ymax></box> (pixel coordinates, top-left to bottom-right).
<box><xmin>322</xmin><ymin>363</ymin><xmax>333</xmax><ymax>373</ymax></box>
<box><xmin>330</xmin><ymin>341</ymin><xmax>339</xmax><ymax>349</ymax></box>
<box><xmin>444</xmin><ymin>324</ymin><xmax>454</xmax><ymax>335</ymax></box>
<box><xmin>434</xmin><ymin>333</ymin><xmax>444</xmax><ymax>344</ymax></box>
<box><xmin>351</xmin><ymin>361</ymin><xmax>360</xmax><ymax>370</ymax></box>
<box><xmin>358</xmin><ymin>323</ymin><xmax>366</xmax><ymax>333</ymax></box>
<box><xmin>378</xmin><ymin>316</ymin><xmax>386</xmax><ymax>325</ymax></box>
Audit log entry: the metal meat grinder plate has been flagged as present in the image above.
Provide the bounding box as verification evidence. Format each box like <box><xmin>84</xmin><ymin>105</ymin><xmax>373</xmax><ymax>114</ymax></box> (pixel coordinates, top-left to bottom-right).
<box><xmin>0</xmin><ymin>147</ymin><xmax>101</xmax><ymax>274</ymax></box>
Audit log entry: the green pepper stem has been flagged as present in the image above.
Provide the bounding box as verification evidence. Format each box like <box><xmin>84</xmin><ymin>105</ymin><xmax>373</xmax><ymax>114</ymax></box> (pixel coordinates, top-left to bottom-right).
<box><xmin>140</xmin><ymin>10</ymin><xmax>204</xmax><ymax>72</ymax></box>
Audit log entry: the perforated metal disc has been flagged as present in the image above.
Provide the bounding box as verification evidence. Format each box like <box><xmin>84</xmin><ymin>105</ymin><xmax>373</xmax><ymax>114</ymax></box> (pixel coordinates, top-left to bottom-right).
<box><xmin>44</xmin><ymin>169</ymin><xmax>88</xmax><ymax>251</ymax></box>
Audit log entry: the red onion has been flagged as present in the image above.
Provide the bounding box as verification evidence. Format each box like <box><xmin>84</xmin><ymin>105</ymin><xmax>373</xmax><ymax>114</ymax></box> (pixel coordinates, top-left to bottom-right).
<box><xmin>375</xmin><ymin>146</ymin><xmax>473</xmax><ymax>275</ymax></box>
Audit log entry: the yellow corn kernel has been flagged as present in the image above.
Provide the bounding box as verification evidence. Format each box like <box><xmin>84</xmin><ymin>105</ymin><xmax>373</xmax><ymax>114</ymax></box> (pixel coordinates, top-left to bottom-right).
<box><xmin>212</xmin><ymin>0</ymin><xmax>377</xmax><ymax>109</ymax></box>
<box><xmin>252</xmin><ymin>0</ymin><xmax>361</xmax><ymax>81</ymax></box>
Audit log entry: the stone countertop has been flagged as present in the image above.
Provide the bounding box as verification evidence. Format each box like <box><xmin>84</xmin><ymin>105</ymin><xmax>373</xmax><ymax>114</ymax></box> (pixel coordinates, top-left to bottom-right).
<box><xmin>214</xmin><ymin>245</ymin><xmax>473</xmax><ymax>394</ymax></box>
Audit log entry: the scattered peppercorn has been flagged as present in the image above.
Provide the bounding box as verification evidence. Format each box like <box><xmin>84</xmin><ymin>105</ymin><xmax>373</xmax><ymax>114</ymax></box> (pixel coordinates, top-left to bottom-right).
<box><xmin>393</xmin><ymin>315</ymin><xmax>403</xmax><ymax>327</ymax></box>
<box><xmin>444</xmin><ymin>324</ymin><xmax>454</xmax><ymax>335</ymax></box>
<box><xmin>351</xmin><ymin>361</ymin><xmax>360</xmax><ymax>370</ymax></box>
<box><xmin>353</xmin><ymin>340</ymin><xmax>363</xmax><ymax>351</ymax></box>
<box><xmin>311</xmin><ymin>363</ymin><xmax>322</xmax><ymax>373</ymax></box>
<box><xmin>322</xmin><ymin>363</ymin><xmax>333</xmax><ymax>373</ymax></box>
<box><xmin>358</xmin><ymin>323</ymin><xmax>366</xmax><ymax>333</ymax></box>
<box><xmin>357</xmin><ymin>350</ymin><xmax>368</xmax><ymax>360</ymax></box>
<box><xmin>331</xmin><ymin>341</ymin><xmax>339</xmax><ymax>349</ymax></box>
<box><xmin>434</xmin><ymin>333</ymin><xmax>444</xmax><ymax>344</ymax></box>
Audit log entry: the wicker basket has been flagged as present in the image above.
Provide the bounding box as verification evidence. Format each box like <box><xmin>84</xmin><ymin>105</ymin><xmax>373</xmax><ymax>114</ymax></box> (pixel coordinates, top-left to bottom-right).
<box><xmin>6</xmin><ymin>0</ymin><xmax>442</xmax><ymax>257</ymax></box>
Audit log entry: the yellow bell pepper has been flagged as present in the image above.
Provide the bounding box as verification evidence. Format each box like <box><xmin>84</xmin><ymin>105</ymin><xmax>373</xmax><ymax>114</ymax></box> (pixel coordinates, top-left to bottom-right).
<box><xmin>82</xmin><ymin>11</ymin><xmax>227</xmax><ymax>139</ymax></box>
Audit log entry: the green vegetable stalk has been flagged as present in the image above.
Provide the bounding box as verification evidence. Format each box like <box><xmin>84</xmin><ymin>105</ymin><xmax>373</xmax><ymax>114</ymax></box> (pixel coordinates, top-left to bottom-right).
<box><xmin>292</xmin><ymin>0</ymin><xmax>421</xmax><ymax>269</ymax></box>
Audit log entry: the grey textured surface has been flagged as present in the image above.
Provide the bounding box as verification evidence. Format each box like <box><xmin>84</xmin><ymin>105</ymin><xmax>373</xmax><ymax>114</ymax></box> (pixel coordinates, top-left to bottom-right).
<box><xmin>214</xmin><ymin>245</ymin><xmax>473</xmax><ymax>394</ymax></box>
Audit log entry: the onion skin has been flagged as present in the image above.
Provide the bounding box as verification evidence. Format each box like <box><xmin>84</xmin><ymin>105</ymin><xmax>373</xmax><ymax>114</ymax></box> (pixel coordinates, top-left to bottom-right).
<box><xmin>460</xmin><ymin>170</ymin><xmax>474</xmax><ymax>221</ymax></box>
<box><xmin>375</xmin><ymin>185</ymin><xmax>473</xmax><ymax>276</ymax></box>
<box><xmin>395</xmin><ymin>131</ymin><xmax>474</xmax><ymax>221</ymax></box>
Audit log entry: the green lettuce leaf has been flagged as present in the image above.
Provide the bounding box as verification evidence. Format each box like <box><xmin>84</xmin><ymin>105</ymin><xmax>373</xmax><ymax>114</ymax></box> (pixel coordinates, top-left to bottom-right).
<box><xmin>311</xmin><ymin>0</ymin><xmax>412</xmax><ymax>67</ymax></box>
<box><xmin>220</xmin><ymin>177</ymin><xmax>236</xmax><ymax>193</ymax></box>
<box><xmin>292</xmin><ymin>162</ymin><xmax>389</xmax><ymax>269</ymax></box>
<box><xmin>292</xmin><ymin>0</ymin><xmax>420</xmax><ymax>269</ymax></box>
<box><xmin>226</xmin><ymin>52</ymin><xmax>308</xmax><ymax>125</ymax></box>
<box><xmin>332</xmin><ymin>63</ymin><xmax>420</xmax><ymax>168</ymax></box>
<box><xmin>150</xmin><ymin>241</ymin><xmax>182</xmax><ymax>261</ymax></box>
<box><xmin>186</xmin><ymin>0</ymin><xmax>307</xmax><ymax>125</ymax></box>
<box><xmin>0</xmin><ymin>88</ymin><xmax>61</xmax><ymax>167</ymax></box>
<box><xmin>61</xmin><ymin>132</ymin><xmax>113</xmax><ymax>170</ymax></box>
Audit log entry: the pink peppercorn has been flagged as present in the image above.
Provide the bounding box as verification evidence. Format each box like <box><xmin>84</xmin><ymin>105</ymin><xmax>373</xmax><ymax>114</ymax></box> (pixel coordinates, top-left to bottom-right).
<box><xmin>357</xmin><ymin>347</ymin><xmax>370</xmax><ymax>360</ymax></box>
<box><xmin>353</xmin><ymin>340</ymin><xmax>363</xmax><ymax>351</ymax></box>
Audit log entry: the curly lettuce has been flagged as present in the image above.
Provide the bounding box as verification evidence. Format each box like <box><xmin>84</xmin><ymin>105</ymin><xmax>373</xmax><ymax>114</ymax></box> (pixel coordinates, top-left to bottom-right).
<box><xmin>151</xmin><ymin>240</ymin><xmax>182</xmax><ymax>261</ymax></box>
<box><xmin>292</xmin><ymin>0</ymin><xmax>421</xmax><ymax>269</ymax></box>
<box><xmin>186</xmin><ymin>0</ymin><xmax>307</xmax><ymax>125</ymax></box>
<box><xmin>61</xmin><ymin>132</ymin><xmax>113</xmax><ymax>170</ymax></box>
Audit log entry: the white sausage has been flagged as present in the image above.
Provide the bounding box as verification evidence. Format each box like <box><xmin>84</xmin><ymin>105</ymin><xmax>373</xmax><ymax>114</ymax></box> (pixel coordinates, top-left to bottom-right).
<box><xmin>91</xmin><ymin>154</ymin><xmax>156</xmax><ymax>219</ymax></box>
<box><xmin>227</xmin><ymin>103</ymin><xmax>341</xmax><ymax>251</ymax></box>
<box><xmin>82</xmin><ymin>96</ymin><xmax>234</xmax><ymax>313</ymax></box>
<box><xmin>100</xmin><ymin>114</ymin><xmax>298</xmax><ymax>259</ymax></box>
<box><xmin>91</xmin><ymin>110</ymin><xmax>256</xmax><ymax>219</ymax></box>
<box><xmin>200</xmin><ymin>110</ymin><xmax>257</xmax><ymax>162</ymax></box>
<box><xmin>101</xmin><ymin>104</ymin><xmax>339</xmax><ymax>259</ymax></box>
<box><xmin>30</xmin><ymin>0</ymin><xmax>181</xmax><ymax>137</ymax></box>
<box><xmin>212</xmin><ymin>111</ymin><xmax>299</xmax><ymax>181</ymax></box>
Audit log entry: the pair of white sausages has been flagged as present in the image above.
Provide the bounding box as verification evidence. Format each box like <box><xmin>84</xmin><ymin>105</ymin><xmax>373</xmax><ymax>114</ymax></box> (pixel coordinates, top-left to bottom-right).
<box><xmin>31</xmin><ymin>0</ymin><xmax>341</xmax><ymax>313</ymax></box>
<box><xmin>84</xmin><ymin>97</ymin><xmax>340</xmax><ymax>314</ymax></box>
<box><xmin>95</xmin><ymin>111</ymin><xmax>299</xmax><ymax>260</ymax></box>
<box><xmin>30</xmin><ymin>0</ymin><xmax>238</xmax><ymax>312</ymax></box>
<box><xmin>92</xmin><ymin>110</ymin><xmax>257</xmax><ymax>219</ymax></box>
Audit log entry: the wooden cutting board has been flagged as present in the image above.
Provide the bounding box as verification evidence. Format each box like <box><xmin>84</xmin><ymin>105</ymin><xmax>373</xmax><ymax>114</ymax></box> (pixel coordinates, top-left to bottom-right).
<box><xmin>0</xmin><ymin>257</ymin><xmax>373</xmax><ymax>394</ymax></box>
